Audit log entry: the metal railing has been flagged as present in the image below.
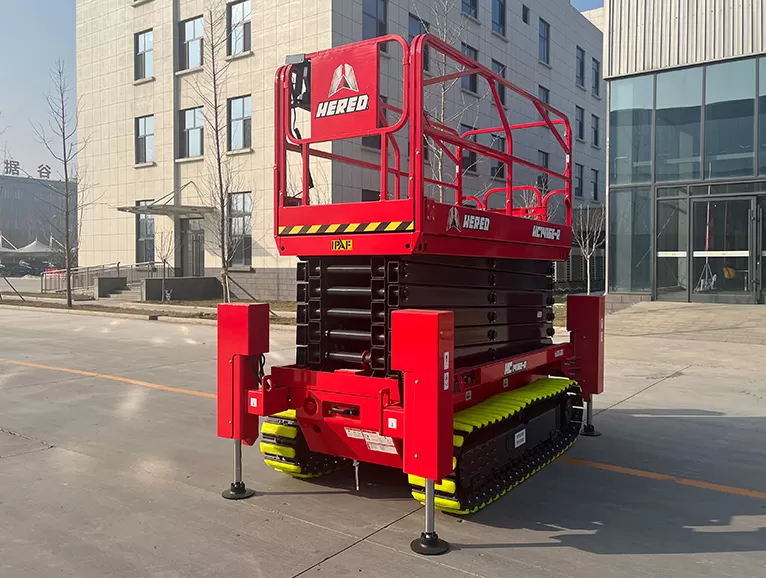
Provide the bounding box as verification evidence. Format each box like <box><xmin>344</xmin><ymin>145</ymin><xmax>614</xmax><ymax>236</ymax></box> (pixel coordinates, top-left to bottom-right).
<box><xmin>41</xmin><ymin>261</ymin><xmax>175</xmax><ymax>293</ymax></box>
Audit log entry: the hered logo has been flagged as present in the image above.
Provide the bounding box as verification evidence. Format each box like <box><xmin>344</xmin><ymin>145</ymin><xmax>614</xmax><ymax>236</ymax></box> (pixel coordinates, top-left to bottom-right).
<box><xmin>329</xmin><ymin>64</ymin><xmax>359</xmax><ymax>96</ymax></box>
<box><xmin>316</xmin><ymin>63</ymin><xmax>370</xmax><ymax>119</ymax></box>
<box><xmin>310</xmin><ymin>43</ymin><xmax>380</xmax><ymax>140</ymax></box>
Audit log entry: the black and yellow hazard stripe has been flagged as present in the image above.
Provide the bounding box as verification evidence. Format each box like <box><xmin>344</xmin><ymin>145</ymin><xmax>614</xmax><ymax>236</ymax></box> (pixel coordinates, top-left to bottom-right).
<box><xmin>259</xmin><ymin>409</ymin><xmax>349</xmax><ymax>478</ymax></box>
<box><xmin>409</xmin><ymin>378</ymin><xmax>582</xmax><ymax>515</ymax></box>
<box><xmin>278</xmin><ymin>221</ymin><xmax>414</xmax><ymax>236</ymax></box>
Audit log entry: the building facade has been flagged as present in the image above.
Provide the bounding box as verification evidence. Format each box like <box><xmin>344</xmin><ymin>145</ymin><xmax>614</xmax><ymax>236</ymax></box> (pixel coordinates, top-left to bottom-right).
<box><xmin>76</xmin><ymin>0</ymin><xmax>604</xmax><ymax>300</ymax></box>
<box><xmin>0</xmin><ymin>174</ymin><xmax>71</xmax><ymax>263</ymax></box>
<box><xmin>604</xmin><ymin>0</ymin><xmax>766</xmax><ymax>304</ymax></box>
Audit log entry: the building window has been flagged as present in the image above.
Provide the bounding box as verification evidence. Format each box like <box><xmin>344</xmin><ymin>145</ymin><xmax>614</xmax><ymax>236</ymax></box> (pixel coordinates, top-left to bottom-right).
<box><xmin>362</xmin><ymin>95</ymin><xmax>386</xmax><ymax>149</ymax></box>
<box><xmin>492</xmin><ymin>59</ymin><xmax>506</xmax><ymax>106</ymax></box>
<box><xmin>228</xmin><ymin>95</ymin><xmax>251</xmax><ymax>150</ymax></box>
<box><xmin>656</xmin><ymin>67</ymin><xmax>702</xmax><ymax>182</ymax></box>
<box><xmin>361</xmin><ymin>189</ymin><xmax>379</xmax><ymax>202</ymax></box>
<box><xmin>538</xmin><ymin>85</ymin><xmax>549</xmax><ymax>105</ymax></box>
<box><xmin>705</xmin><ymin>58</ymin><xmax>755</xmax><ymax>179</ymax></box>
<box><xmin>522</xmin><ymin>4</ymin><xmax>530</xmax><ymax>24</ymax></box>
<box><xmin>462</xmin><ymin>0</ymin><xmax>477</xmax><ymax>18</ymax></box>
<box><xmin>135</xmin><ymin>115</ymin><xmax>154</xmax><ymax>164</ymax></box>
<box><xmin>590</xmin><ymin>168</ymin><xmax>599</xmax><ymax>200</ymax></box>
<box><xmin>575</xmin><ymin>106</ymin><xmax>584</xmax><ymax>140</ymax></box>
<box><xmin>180</xmin><ymin>16</ymin><xmax>204</xmax><ymax>70</ymax></box>
<box><xmin>537</xmin><ymin>149</ymin><xmax>549</xmax><ymax>187</ymax></box>
<box><xmin>461</xmin><ymin>123</ymin><xmax>477</xmax><ymax>173</ymax></box>
<box><xmin>608</xmin><ymin>187</ymin><xmax>651</xmax><ymax>292</ymax></box>
<box><xmin>363</xmin><ymin>0</ymin><xmax>387</xmax><ymax>51</ymax></box>
<box><xmin>136</xmin><ymin>200</ymin><xmax>155</xmax><ymax>264</ymax></box>
<box><xmin>408</xmin><ymin>14</ymin><xmax>429</xmax><ymax>71</ymax></box>
<box><xmin>180</xmin><ymin>107</ymin><xmax>204</xmax><ymax>158</ymax></box>
<box><xmin>228</xmin><ymin>192</ymin><xmax>252</xmax><ymax>267</ymax></box>
<box><xmin>610</xmin><ymin>75</ymin><xmax>653</xmax><ymax>184</ymax></box>
<box><xmin>135</xmin><ymin>29</ymin><xmax>153</xmax><ymax>80</ymax></box>
<box><xmin>461</xmin><ymin>43</ymin><xmax>478</xmax><ymax>93</ymax></box>
<box><xmin>592</xmin><ymin>58</ymin><xmax>601</xmax><ymax>96</ymax></box>
<box><xmin>228</xmin><ymin>0</ymin><xmax>251</xmax><ymax>55</ymax></box>
<box><xmin>591</xmin><ymin>114</ymin><xmax>600</xmax><ymax>147</ymax></box>
<box><xmin>574</xmin><ymin>164</ymin><xmax>584</xmax><ymax>197</ymax></box>
<box><xmin>492</xmin><ymin>0</ymin><xmax>506</xmax><ymax>36</ymax></box>
<box><xmin>538</xmin><ymin>18</ymin><xmax>550</xmax><ymax>64</ymax></box>
<box><xmin>575</xmin><ymin>46</ymin><xmax>585</xmax><ymax>87</ymax></box>
<box><xmin>491</xmin><ymin>135</ymin><xmax>506</xmax><ymax>179</ymax></box>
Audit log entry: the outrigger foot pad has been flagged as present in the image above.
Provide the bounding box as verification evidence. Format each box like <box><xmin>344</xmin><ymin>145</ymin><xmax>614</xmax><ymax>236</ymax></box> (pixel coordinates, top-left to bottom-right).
<box><xmin>581</xmin><ymin>424</ymin><xmax>601</xmax><ymax>437</ymax></box>
<box><xmin>411</xmin><ymin>532</ymin><xmax>449</xmax><ymax>556</ymax></box>
<box><xmin>222</xmin><ymin>482</ymin><xmax>256</xmax><ymax>500</ymax></box>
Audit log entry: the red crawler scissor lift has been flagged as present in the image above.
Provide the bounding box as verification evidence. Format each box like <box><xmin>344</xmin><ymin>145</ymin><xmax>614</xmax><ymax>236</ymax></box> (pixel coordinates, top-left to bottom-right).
<box><xmin>217</xmin><ymin>34</ymin><xmax>605</xmax><ymax>555</ymax></box>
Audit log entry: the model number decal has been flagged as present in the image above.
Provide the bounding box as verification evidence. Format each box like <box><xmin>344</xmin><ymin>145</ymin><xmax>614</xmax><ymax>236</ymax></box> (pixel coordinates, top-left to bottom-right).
<box><xmin>532</xmin><ymin>225</ymin><xmax>561</xmax><ymax>241</ymax></box>
<box><xmin>331</xmin><ymin>239</ymin><xmax>353</xmax><ymax>251</ymax></box>
<box><xmin>504</xmin><ymin>360</ymin><xmax>528</xmax><ymax>375</ymax></box>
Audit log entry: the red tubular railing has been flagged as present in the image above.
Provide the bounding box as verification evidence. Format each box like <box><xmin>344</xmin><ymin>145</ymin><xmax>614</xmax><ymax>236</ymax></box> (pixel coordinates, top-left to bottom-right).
<box><xmin>275</xmin><ymin>33</ymin><xmax>572</xmax><ymax>230</ymax></box>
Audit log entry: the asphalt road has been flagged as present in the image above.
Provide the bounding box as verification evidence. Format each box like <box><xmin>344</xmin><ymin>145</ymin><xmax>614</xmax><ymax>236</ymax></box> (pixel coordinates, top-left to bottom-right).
<box><xmin>1</xmin><ymin>304</ymin><xmax>765</xmax><ymax>577</ymax></box>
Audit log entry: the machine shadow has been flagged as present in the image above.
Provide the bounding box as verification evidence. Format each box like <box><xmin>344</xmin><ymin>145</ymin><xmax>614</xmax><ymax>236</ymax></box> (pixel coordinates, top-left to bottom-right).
<box><xmin>265</xmin><ymin>462</ymin><xmax>413</xmax><ymax>501</ymax></box>
<box><xmin>448</xmin><ymin>409</ymin><xmax>766</xmax><ymax>556</ymax></box>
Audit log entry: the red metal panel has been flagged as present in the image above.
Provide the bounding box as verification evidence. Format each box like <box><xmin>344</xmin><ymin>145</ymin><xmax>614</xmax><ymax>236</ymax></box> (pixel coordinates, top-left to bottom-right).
<box><xmin>278</xmin><ymin>232</ymin><xmax>416</xmax><ymax>257</ymax></box>
<box><xmin>566</xmin><ymin>295</ymin><xmax>605</xmax><ymax>397</ymax></box>
<box><xmin>310</xmin><ymin>43</ymin><xmax>379</xmax><ymax>141</ymax></box>
<box><xmin>217</xmin><ymin>304</ymin><xmax>270</xmax><ymax>445</ymax></box>
<box><xmin>277</xmin><ymin>199</ymin><xmax>414</xmax><ymax>227</ymax></box>
<box><xmin>391</xmin><ymin>310</ymin><xmax>454</xmax><ymax>481</ymax></box>
<box><xmin>421</xmin><ymin>199</ymin><xmax>572</xmax><ymax>254</ymax></box>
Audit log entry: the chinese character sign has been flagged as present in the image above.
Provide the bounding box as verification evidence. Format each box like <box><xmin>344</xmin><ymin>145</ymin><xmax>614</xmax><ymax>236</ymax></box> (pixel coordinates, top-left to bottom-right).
<box><xmin>38</xmin><ymin>164</ymin><xmax>52</xmax><ymax>179</ymax></box>
<box><xmin>3</xmin><ymin>159</ymin><xmax>19</xmax><ymax>176</ymax></box>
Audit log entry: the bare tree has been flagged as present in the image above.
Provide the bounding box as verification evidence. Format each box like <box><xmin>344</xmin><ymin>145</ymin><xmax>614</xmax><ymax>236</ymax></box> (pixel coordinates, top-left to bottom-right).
<box><xmin>413</xmin><ymin>1</ymin><xmax>491</xmax><ymax>201</ymax></box>
<box><xmin>572</xmin><ymin>203</ymin><xmax>606</xmax><ymax>295</ymax></box>
<box><xmin>155</xmin><ymin>229</ymin><xmax>175</xmax><ymax>301</ymax></box>
<box><xmin>32</xmin><ymin>60</ymin><xmax>85</xmax><ymax>309</ymax></box>
<box><xmin>188</xmin><ymin>1</ymin><xmax>245</xmax><ymax>303</ymax></box>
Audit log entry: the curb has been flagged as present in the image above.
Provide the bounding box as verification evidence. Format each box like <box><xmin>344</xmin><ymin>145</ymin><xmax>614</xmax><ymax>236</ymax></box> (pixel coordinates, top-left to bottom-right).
<box><xmin>0</xmin><ymin>303</ymin><xmax>297</xmax><ymax>331</ymax></box>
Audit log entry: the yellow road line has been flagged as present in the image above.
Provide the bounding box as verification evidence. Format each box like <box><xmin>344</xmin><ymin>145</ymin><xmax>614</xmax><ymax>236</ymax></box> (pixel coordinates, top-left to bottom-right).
<box><xmin>3</xmin><ymin>357</ymin><xmax>765</xmax><ymax>501</ymax></box>
<box><xmin>561</xmin><ymin>457</ymin><xmax>766</xmax><ymax>501</ymax></box>
<box><xmin>0</xmin><ymin>358</ymin><xmax>215</xmax><ymax>399</ymax></box>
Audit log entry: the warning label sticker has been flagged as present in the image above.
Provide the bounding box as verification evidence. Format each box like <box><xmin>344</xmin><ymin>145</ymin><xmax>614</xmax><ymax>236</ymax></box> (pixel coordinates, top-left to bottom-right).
<box><xmin>344</xmin><ymin>428</ymin><xmax>399</xmax><ymax>455</ymax></box>
<box><xmin>514</xmin><ymin>429</ymin><xmax>527</xmax><ymax>448</ymax></box>
<box><xmin>344</xmin><ymin>428</ymin><xmax>364</xmax><ymax>440</ymax></box>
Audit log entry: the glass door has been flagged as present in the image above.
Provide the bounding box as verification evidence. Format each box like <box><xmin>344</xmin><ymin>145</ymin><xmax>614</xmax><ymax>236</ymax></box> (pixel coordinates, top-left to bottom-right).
<box><xmin>691</xmin><ymin>198</ymin><xmax>756</xmax><ymax>303</ymax></box>
<box><xmin>655</xmin><ymin>198</ymin><xmax>689</xmax><ymax>301</ymax></box>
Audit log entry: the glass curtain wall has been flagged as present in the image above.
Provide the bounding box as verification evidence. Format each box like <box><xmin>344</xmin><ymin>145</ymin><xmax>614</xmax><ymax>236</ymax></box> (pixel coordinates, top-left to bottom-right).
<box><xmin>609</xmin><ymin>56</ymin><xmax>766</xmax><ymax>297</ymax></box>
<box><xmin>704</xmin><ymin>59</ymin><xmax>756</xmax><ymax>179</ymax></box>
<box><xmin>610</xmin><ymin>75</ymin><xmax>653</xmax><ymax>184</ymax></box>
<box><xmin>656</xmin><ymin>68</ymin><xmax>702</xmax><ymax>182</ymax></box>
<box><xmin>608</xmin><ymin>188</ymin><xmax>652</xmax><ymax>292</ymax></box>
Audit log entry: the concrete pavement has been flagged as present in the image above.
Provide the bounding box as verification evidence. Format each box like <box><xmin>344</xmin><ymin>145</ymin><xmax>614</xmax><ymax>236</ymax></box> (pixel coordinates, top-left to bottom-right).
<box><xmin>1</xmin><ymin>306</ymin><xmax>765</xmax><ymax>577</ymax></box>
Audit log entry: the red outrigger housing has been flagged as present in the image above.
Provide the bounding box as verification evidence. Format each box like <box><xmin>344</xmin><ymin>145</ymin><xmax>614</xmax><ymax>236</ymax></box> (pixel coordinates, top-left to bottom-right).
<box><xmin>218</xmin><ymin>34</ymin><xmax>604</xmax><ymax>502</ymax></box>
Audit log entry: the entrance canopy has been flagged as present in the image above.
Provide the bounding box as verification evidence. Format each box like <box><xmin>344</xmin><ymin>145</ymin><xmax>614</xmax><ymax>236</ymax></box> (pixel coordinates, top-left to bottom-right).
<box><xmin>116</xmin><ymin>185</ymin><xmax>214</xmax><ymax>220</ymax></box>
<box><xmin>117</xmin><ymin>204</ymin><xmax>213</xmax><ymax>219</ymax></box>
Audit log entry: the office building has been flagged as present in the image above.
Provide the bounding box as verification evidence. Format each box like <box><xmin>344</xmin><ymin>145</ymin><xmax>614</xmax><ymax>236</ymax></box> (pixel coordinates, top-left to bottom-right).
<box><xmin>76</xmin><ymin>0</ymin><xmax>604</xmax><ymax>299</ymax></box>
<box><xmin>604</xmin><ymin>0</ymin><xmax>766</xmax><ymax>305</ymax></box>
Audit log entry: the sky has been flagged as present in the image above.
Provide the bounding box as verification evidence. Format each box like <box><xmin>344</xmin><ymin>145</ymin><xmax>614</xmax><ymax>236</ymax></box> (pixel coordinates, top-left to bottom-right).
<box><xmin>0</xmin><ymin>0</ymin><xmax>602</xmax><ymax>176</ymax></box>
<box><xmin>572</xmin><ymin>0</ymin><xmax>604</xmax><ymax>10</ymax></box>
<box><xmin>0</xmin><ymin>0</ymin><xmax>76</xmax><ymax>178</ymax></box>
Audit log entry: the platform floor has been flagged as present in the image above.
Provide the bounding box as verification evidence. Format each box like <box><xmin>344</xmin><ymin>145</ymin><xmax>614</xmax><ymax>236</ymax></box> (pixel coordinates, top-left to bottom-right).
<box><xmin>1</xmin><ymin>304</ymin><xmax>765</xmax><ymax>578</ymax></box>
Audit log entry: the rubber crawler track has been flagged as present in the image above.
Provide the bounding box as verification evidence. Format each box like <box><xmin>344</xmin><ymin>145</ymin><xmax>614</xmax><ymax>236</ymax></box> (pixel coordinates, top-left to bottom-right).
<box><xmin>409</xmin><ymin>377</ymin><xmax>583</xmax><ymax>515</ymax></box>
<box><xmin>259</xmin><ymin>409</ymin><xmax>349</xmax><ymax>478</ymax></box>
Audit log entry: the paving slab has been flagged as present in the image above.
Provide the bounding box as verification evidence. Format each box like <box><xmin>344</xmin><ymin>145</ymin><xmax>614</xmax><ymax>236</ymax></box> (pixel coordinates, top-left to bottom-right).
<box><xmin>1</xmin><ymin>306</ymin><xmax>765</xmax><ymax>577</ymax></box>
